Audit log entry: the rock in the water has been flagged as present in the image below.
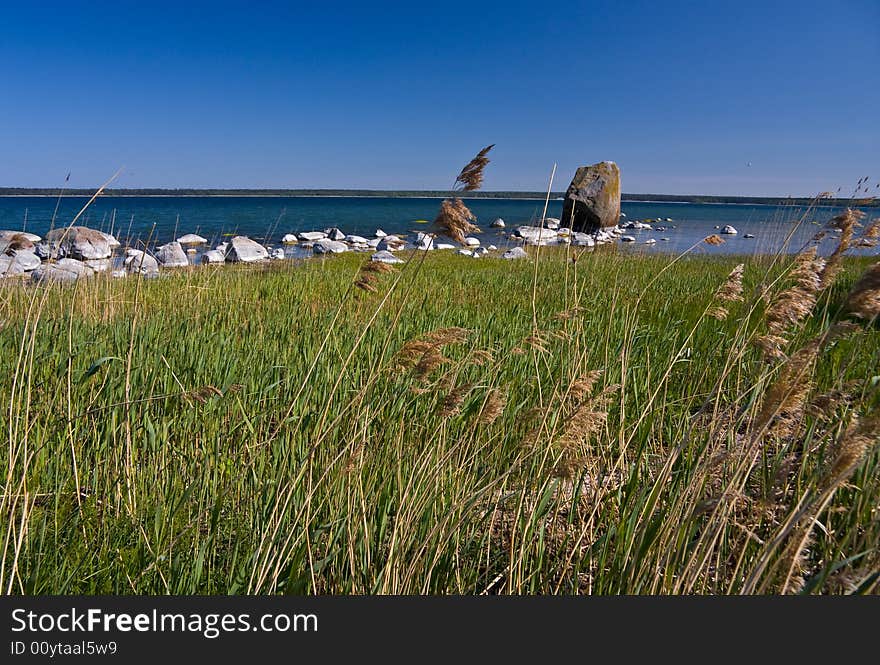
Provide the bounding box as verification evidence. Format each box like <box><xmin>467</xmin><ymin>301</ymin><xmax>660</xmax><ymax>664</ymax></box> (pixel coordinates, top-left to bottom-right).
<box><xmin>488</xmin><ymin>244</ymin><xmax>498</xmax><ymax>251</ymax></box>
<box><xmin>45</xmin><ymin>226</ymin><xmax>113</xmax><ymax>260</ymax></box>
<box><xmin>298</xmin><ymin>231</ymin><xmax>327</xmax><ymax>242</ymax></box>
<box><xmin>545</xmin><ymin>218</ymin><xmax>560</xmax><ymax>230</ymax></box>
<box><xmin>620</xmin><ymin>235</ymin><xmax>636</xmax><ymax>242</ymax></box>
<box><xmin>226</xmin><ymin>236</ymin><xmax>269</xmax><ymax>262</ymax></box>
<box><xmin>412</xmin><ymin>232</ymin><xmax>435</xmax><ymax>251</ymax></box>
<box><xmin>200</xmin><ymin>249</ymin><xmax>226</xmax><ymax>264</ymax></box>
<box><xmin>31</xmin><ymin>258</ymin><xmax>95</xmax><ymax>283</ymax></box>
<box><xmin>721</xmin><ymin>225</ymin><xmax>738</xmax><ymax>235</ymax></box>
<box><xmin>377</xmin><ymin>235</ymin><xmax>405</xmax><ymax>251</ymax></box>
<box><xmin>435</xmin><ymin>243</ymin><xmax>456</xmax><ymax>250</ymax></box>
<box><xmin>464</xmin><ymin>237</ymin><xmax>480</xmax><ymax>247</ymax></box>
<box><xmin>456</xmin><ymin>249</ymin><xmax>473</xmax><ymax>257</ymax></box>
<box><xmin>177</xmin><ymin>233</ymin><xmax>208</xmax><ymax>245</ymax></box>
<box><xmin>281</xmin><ymin>233</ymin><xmax>298</xmax><ymax>244</ymax></box>
<box><xmin>502</xmin><ymin>247</ymin><xmax>529</xmax><ymax>260</ymax></box>
<box><xmin>473</xmin><ymin>247</ymin><xmax>488</xmax><ymax>257</ymax></box>
<box><xmin>325</xmin><ymin>228</ymin><xmax>346</xmax><ymax>241</ymax></box>
<box><xmin>490</xmin><ymin>218</ymin><xmax>505</xmax><ymax>228</ymax></box>
<box><xmin>644</xmin><ymin>238</ymin><xmax>656</xmax><ymax>245</ymax></box>
<box><xmin>515</xmin><ymin>226</ymin><xmax>558</xmax><ymax>246</ymax></box>
<box><xmin>269</xmin><ymin>248</ymin><xmax>285</xmax><ymax>260</ymax></box>
<box><xmin>124</xmin><ymin>250</ymin><xmax>160</xmax><ymax>276</ymax></box>
<box><xmin>156</xmin><ymin>242</ymin><xmax>189</xmax><ymax>267</ymax></box>
<box><xmin>346</xmin><ymin>235</ymin><xmax>369</xmax><ymax>245</ymax></box>
<box><xmin>102</xmin><ymin>232</ymin><xmax>121</xmax><ymax>249</ymax></box>
<box><xmin>374</xmin><ymin>229</ymin><xmax>387</xmax><ymax>237</ymax></box>
<box><xmin>313</xmin><ymin>239</ymin><xmax>348</xmax><ymax>254</ymax></box>
<box><xmin>561</xmin><ymin>161</ymin><xmax>621</xmax><ymax>233</ymax></box>
<box><xmin>743</xmin><ymin>233</ymin><xmax>755</xmax><ymax>239</ymax></box>
<box><xmin>371</xmin><ymin>250</ymin><xmax>403</xmax><ymax>264</ymax></box>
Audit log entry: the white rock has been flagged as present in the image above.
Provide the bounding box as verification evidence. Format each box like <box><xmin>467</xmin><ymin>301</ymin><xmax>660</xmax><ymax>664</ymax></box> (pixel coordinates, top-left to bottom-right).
<box><xmin>3</xmin><ymin>250</ymin><xmax>41</xmax><ymax>272</ymax></box>
<box><xmin>721</xmin><ymin>225</ymin><xmax>738</xmax><ymax>235</ymax></box>
<box><xmin>313</xmin><ymin>239</ymin><xmax>348</xmax><ymax>254</ymax></box>
<box><xmin>572</xmin><ymin>233</ymin><xmax>595</xmax><ymax>247</ymax></box>
<box><xmin>377</xmin><ymin>236</ymin><xmax>405</xmax><ymax>251</ymax></box>
<box><xmin>215</xmin><ymin>242</ymin><xmax>229</xmax><ymax>252</ymax></box>
<box><xmin>227</xmin><ymin>236</ymin><xmax>269</xmax><ymax>263</ymax></box>
<box><xmin>85</xmin><ymin>258</ymin><xmax>112</xmax><ymax>272</ymax></box>
<box><xmin>473</xmin><ymin>247</ymin><xmax>488</xmax><ymax>257</ymax></box>
<box><xmin>177</xmin><ymin>233</ymin><xmax>207</xmax><ymax>245</ymax></box>
<box><xmin>367</xmin><ymin>238</ymin><xmax>382</xmax><ymax>248</ymax></box>
<box><xmin>281</xmin><ymin>234</ymin><xmax>298</xmax><ymax>244</ymax></box>
<box><xmin>31</xmin><ymin>258</ymin><xmax>95</xmax><ymax>283</ymax></box>
<box><xmin>298</xmin><ymin>231</ymin><xmax>327</xmax><ymax>242</ymax></box>
<box><xmin>456</xmin><ymin>249</ymin><xmax>473</xmax><ymax>257</ymax></box>
<box><xmin>325</xmin><ymin>228</ymin><xmax>346</xmax><ymax>241</ymax></box>
<box><xmin>124</xmin><ymin>250</ymin><xmax>160</xmax><ymax>276</ymax></box>
<box><xmin>412</xmin><ymin>232</ymin><xmax>435</xmax><ymax>251</ymax></box>
<box><xmin>490</xmin><ymin>218</ymin><xmax>505</xmax><ymax>228</ymax></box>
<box><xmin>156</xmin><ymin>242</ymin><xmax>189</xmax><ymax>267</ymax></box>
<box><xmin>515</xmin><ymin>226</ymin><xmax>558</xmax><ymax>246</ymax></box>
<box><xmin>346</xmin><ymin>235</ymin><xmax>369</xmax><ymax>244</ymax></box>
<box><xmin>544</xmin><ymin>218</ymin><xmax>561</xmax><ymax>230</ymax></box>
<box><xmin>488</xmin><ymin>245</ymin><xmax>498</xmax><ymax>251</ymax></box>
<box><xmin>374</xmin><ymin>229</ymin><xmax>387</xmax><ymax>238</ymax></box>
<box><xmin>502</xmin><ymin>247</ymin><xmax>529</xmax><ymax>260</ymax></box>
<box><xmin>620</xmin><ymin>236</ymin><xmax>636</xmax><ymax>242</ymax></box>
<box><xmin>743</xmin><ymin>233</ymin><xmax>755</xmax><ymax>239</ymax></box>
<box><xmin>644</xmin><ymin>239</ymin><xmax>656</xmax><ymax>245</ymax></box>
<box><xmin>371</xmin><ymin>250</ymin><xmax>403</xmax><ymax>264</ymax></box>
<box><xmin>201</xmin><ymin>249</ymin><xmax>226</xmax><ymax>264</ymax></box>
<box><xmin>464</xmin><ymin>237</ymin><xmax>480</xmax><ymax>247</ymax></box>
<box><xmin>435</xmin><ymin>243</ymin><xmax>456</xmax><ymax>250</ymax></box>
<box><xmin>269</xmin><ymin>248</ymin><xmax>285</xmax><ymax>260</ymax></box>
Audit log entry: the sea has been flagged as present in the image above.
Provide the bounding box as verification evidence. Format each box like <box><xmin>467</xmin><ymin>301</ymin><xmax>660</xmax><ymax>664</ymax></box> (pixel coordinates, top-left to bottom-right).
<box><xmin>0</xmin><ymin>196</ymin><xmax>876</xmax><ymax>258</ymax></box>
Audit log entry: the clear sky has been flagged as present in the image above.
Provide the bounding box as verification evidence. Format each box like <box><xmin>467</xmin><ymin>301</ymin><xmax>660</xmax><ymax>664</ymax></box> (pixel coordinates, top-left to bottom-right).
<box><xmin>1</xmin><ymin>0</ymin><xmax>877</xmax><ymax>196</ymax></box>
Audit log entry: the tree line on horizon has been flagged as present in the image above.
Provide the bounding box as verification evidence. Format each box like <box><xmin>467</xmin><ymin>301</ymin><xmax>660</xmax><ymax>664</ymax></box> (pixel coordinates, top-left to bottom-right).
<box><xmin>0</xmin><ymin>187</ymin><xmax>875</xmax><ymax>208</ymax></box>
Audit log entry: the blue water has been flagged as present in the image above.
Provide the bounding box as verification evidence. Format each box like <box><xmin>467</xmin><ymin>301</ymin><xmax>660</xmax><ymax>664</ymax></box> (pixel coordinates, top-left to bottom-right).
<box><xmin>0</xmin><ymin>195</ymin><xmax>876</xmax><ymax>257</ymax></box>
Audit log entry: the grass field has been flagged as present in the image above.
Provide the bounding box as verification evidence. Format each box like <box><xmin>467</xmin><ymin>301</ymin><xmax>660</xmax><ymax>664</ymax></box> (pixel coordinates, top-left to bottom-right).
<box><xmin>1</xmin><ymin>242</ymin><xmax>878</xmax><ymax>594</ymax></box>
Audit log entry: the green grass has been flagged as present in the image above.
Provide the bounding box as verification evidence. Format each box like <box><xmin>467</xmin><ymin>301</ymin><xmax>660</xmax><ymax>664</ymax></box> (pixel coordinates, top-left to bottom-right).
<box><xmin>1</xmin><ymin>247</ymin><xmax>878</xmax><ymax>594</ymax></box>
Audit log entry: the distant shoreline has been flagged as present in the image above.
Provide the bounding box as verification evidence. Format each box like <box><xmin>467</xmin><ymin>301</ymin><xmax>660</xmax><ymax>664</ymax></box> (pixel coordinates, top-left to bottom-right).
<box><xmin>0</xmin><ymin>189</ymin><xmax>875</xmax><ymax>207</ymax></box>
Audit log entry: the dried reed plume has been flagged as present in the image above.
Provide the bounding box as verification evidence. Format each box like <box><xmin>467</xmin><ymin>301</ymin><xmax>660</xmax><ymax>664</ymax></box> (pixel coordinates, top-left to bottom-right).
<box><xmin>820</xmin><ymin>208</ymin><xmax>864</xmax><ymax>289</ymax></box>
<box><xmin>844</xmin><ymin>261</ymin><xmax>880</xmax><ymax>321</ymax></box>
<box><xmin>394</xmin><ymin>327</ymin><xmax>471</xmax><ymax>380</ymax></box>
<box><xmin>756</xmin><ymin>249</ymin><xmax>825</xmax><ymax>360</ymax></box>
<box><xmin>703</xmin><ymin>234</ymin><xmax>725</xmax><ymax>246</ymax></box>
<box><xmin>567</xmin><ymin>371</ymin><xmax>604</xmax><ymax>402</ymax></box>
<box><xmin>355</xmin><ymin>259</ymin><xmax>396</xmax><ymax>293</ymax></box>
<box><xmin>453</xmin><ymin>144</ymin><xmax>494</xmax><ymax>192</ymax></box>
<box><xmin>862</xmin><ymin>218</ymin><xmax>880</xmax><ymax>240</ymax></box>
<box><xmin>477</xmin><ymin>388</ymin><xmax>507</xmax><ymax>424</ymax></box>
<box><xmin>434</xmin><ymin>197</ymin><xmax>480</xmax><ymax>244</ymax></box>
<box><xmin>437</xmin><ymin>383</ymin><xmax>474</xmax><ymax>417</ymax></box>
<box><xmin>554</xmin><ymin>384</ymin><xmax>619</xmax><ymax>477</ymax></box>
<box><xmin>709</xmin><ymin>263</ymin><xmax>744</xmax><ymax>320</ymax></box>
<box><xmin>752</xmin><ymin>340</ymin><xmax>821</xmax><ymax>439</ymax></box>
<box><xmin>821</xmin><ymin>414</ymin><xmax>880</xmax><ymax>491</ymax></box>
<box><xmin>512</xmin><ymin>330</ymin><xmax>550</xmax><ymax>355</ymax></box>
<box><xmin>434</xmin><ymin>145</ymin><xmax>493</xmax><ymax>243</ymax></box>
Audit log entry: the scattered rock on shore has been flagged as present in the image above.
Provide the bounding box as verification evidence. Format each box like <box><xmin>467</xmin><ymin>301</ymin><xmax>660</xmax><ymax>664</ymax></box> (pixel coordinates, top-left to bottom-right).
<box><xmin>45</xmin><ymin>226</ymin><xmax>113</xmax><ymax>261</ymax></box>
<box><xmin>32</xmin><ymin>258</ymin><xmax>95</xmax><ymax>283</ymax></box>
<box><xmin>371</xmin><ymin>250</ymin><xmax>403</xmax><ymax>264</ymax></box>
<box><xmin>502</xmin><ymin>247</ymin><xmax>529</xmax><ymax>260</ymax></box>
<box><xmin>313</xmin><ymin>239</ymin><xmax>348</xmax><ymax>254</ymax></box>
<box><xmin>177</xmin><ymin>233</ymin><xmax>208</xmax><ymax>245</ymax></box>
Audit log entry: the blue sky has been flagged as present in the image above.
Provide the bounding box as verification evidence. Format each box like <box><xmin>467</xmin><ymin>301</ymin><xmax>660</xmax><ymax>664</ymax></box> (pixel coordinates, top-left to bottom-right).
<box><xmin>1</xmin><ymin>0</ymin><xmax>877</xmax><ymax>195</ymax></box>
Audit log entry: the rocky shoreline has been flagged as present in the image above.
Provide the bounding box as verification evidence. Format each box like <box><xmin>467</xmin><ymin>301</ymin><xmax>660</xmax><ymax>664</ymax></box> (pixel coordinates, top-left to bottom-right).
<box><xmin>0</xmin><ymin>215</ymin><xmax>730</xmax><ymax>283</ymax></box>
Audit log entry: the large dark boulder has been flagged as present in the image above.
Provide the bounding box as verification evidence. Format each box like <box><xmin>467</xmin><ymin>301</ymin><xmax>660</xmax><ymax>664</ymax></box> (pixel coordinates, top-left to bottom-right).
<box><xmin>561</xmin><ymin>161</ymin><xmax>621</xmax><ymax>233</ymax></box>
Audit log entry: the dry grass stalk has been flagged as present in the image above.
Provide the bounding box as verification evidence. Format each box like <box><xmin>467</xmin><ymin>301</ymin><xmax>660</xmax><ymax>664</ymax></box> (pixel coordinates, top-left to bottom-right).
<box><xmin>512</xmin><ymin>330</ymin><xmax>551</xmax><ymax>355</ymax></box>
<box><xmin>454</xmin><ymin>144</ymin><xmax>494</xmax><ymax>192</ymax></box>
<box><xmin>844</xmin><ymin>261</ymin><xmax>880</xmax><ymax>321</ymax></box>
<box><xmin>477</xmin><ymin>388</ymin><xmax>507</xmax><ymax>424</ymax></box>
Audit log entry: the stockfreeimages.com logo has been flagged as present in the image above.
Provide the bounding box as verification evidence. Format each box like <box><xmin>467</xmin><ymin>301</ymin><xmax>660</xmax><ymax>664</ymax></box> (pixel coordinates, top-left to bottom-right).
<box><xmin>11</xmin><ymin>608</ymin><xmax>318</xmax><ymax>640</ymax></box>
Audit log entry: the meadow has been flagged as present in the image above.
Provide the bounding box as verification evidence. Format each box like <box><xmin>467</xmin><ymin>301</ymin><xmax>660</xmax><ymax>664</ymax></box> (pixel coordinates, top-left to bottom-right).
<box><xmin>1</xmin><ymin>235</ymin><xmax>878</xmax><ymax>594</ymax></box>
